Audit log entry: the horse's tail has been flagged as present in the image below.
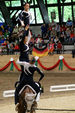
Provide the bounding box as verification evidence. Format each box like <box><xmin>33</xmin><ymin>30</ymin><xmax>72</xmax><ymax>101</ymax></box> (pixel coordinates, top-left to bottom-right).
<box><xmin>15</xmin><ymin>81</ymin><xmax>20</xmax><ymax>88</ymax></box>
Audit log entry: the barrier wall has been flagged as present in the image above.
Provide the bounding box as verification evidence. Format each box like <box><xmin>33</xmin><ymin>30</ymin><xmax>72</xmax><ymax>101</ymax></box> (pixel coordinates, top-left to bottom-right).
<box><xmin>0</xmin><ymin>54</ymin><xmax>75</xmax><ymax>72</ymax></box>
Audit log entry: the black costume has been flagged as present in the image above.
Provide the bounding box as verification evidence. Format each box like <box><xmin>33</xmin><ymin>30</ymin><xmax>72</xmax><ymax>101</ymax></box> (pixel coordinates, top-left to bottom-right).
<box><xmin>19</xmin><ymin>30</ymin><xmax>29</xmax><ymax>81</ymax></box>
<box><xmin>18</xmin><ymin>10</ymin><xmax>31</xmax><ymax>26</ymax></box>
<box><xmin>15</xmin><ymin>60</ymin><xmax>44</xmax><ymax>105</ymax></box>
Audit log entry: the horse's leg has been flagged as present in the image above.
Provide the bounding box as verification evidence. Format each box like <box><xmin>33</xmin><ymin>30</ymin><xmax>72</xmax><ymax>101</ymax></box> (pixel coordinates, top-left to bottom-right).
<box><xmin>18</xmin><ymin>101</ymin><xmax>27</xmax><ymax>113</ymax></box>
<box><xmin>18</xmin><ymin>105</ymin><xmax>26</xmax><ymax>113</ymax></box>
<box><xmin>30</xmin><ymin>101</ymin><xmax>37</xmax><ymax>113</ymax></box>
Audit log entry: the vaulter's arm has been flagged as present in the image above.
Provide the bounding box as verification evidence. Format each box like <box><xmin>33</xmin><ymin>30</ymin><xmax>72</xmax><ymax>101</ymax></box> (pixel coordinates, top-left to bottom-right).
<box><xmin>36</xmin><ymin>67</ymin><xmax>44</xmax><ymax>82</ymax></box>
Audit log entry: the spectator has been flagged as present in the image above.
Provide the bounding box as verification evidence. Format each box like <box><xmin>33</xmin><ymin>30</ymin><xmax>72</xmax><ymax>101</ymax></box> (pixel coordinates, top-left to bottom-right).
<box><xmin>6</xmin><ymin>41</ymin><xmax>10</xmax><ymax>55</ymax></box>
<box><xmin>55</xmin><ymin>23</ymin><xmax>60</xmax><ymax>37</ymax></box>
<box><xmin>57</xmin><ymin>41</ymin><xmax>62</xmax><ymax>54</ymax></box>
<box><xmin>54</xmin><ymin>36</ymin><xmax>59</xmax><ymax>48</ymax></box>
<box><xmin>59</xmin><ymin>33</ymin><xmax>65</xmax><ymax>44</ymax></box>
<box><xmin>47</xmin><ymin>23</ymin><xmax>52</xmax><ymax>36</ymax></box>
<box><xmin>14</xmin><ymin>43</ymin><xmax>20</xmax><ymax>55</ymax></box>
<box><xmin>4</xmin><ymin>29</ymin><xmax>10</xmax><ymax>39</ymax></box>
<box><xmin>9</xmin><ymin>43</ymin><xmax>14</xmax><ymax>54</ymax></box>
<box><xmin>66</xmin><ymin>17</ymin><xmax>73</xmax><ymax>27</ymax></box>
<box><xmin>51</xmin><ymin>19</ymin><xmax>56</xmax><ymax>28</ymax></box>
<box><xmin>50</xmin><ymin>27</ymin><xmax>57</xmax><ymax>39</ymax></box>
<box><xmin>60</xmin><ymin>24</ymin><xmax>66</xmax><ymax>32</ymax></box>
<box><xmin>65</xmin><ymin>28</ymin><xmax>71</xmax><ymax>41</ymax></box>
<box><xmin>69</xmin><ymin>29</ymin><xmax>75</xmax><ymax>43</ymax></box>
<box><xmin>48</xmin><ymin>41</ymin><xmax>54</xmax><ymax>55</ymax></box>
<box><xmin>0</xmin><ymin>28</ymin><xmax>3</xmax><ymax>36</ymax></box>
<box><xmin>0</xmin><ymin>36</ymin><xmax>6</xmax><ymax>45</ymax></box>
<box><xmin>41</xmin><ymin>24</ymin><xmax>47</xmax><ymax>38</ymax></box>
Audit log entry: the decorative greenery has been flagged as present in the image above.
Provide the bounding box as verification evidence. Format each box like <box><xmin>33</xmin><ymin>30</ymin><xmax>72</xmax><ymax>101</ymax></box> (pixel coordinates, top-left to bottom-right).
<box><xmin>59</xmin><ymin>60</ymin><xmax>63</xmax><ymax>70</ymax></box>
<box><xmin>10</xmin><ymin>62</ymin><xmax>14</xmax><ymax>71</ymax></box>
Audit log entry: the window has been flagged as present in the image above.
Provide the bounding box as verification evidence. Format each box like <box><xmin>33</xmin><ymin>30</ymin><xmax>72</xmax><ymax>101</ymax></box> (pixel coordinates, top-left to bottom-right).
<box><xmin>15</xmin><ymin>10</ymin><xmax>21</xmax><ymax>17</ymax></box>
<box><xmin>35</xmin><ymin>8</ymin><xmax>43</xmax><ymax>23</ymax></box>
<box><xmin>30</xmin><ymin>0</ymin><xmax>34</xmax><ymax>5</ymax></box>
<box><xmin>34</xmin><ymin>0</ymin><xmax>45</xmax><ymax>4</ymax></box>
<box><xmin>47</xmin><ymin>0</ymin><xmax>57</xmax><ymax>4</ymax></box>
<box><xmin>10</xmin><ymin>10</ymin><xmax>17</xmax><ymax>18</ymax></box>
<box><xmin>73</xmin><ymin>0</ymin><xmax>75</xmax><ymax>2</ymax></box>
<box><xmin>30</xmin><ymin>8</ymin><xmax>35</xmax><ymax>24</ymax></box>
<box><xmin>0</xmin><ymin>11</ymin><xmax>5</xmax><ymax>22</ymax></box>
<box><xmin>11</xmin><ymin>1</ymin><xmax>21</xmax><ymax>7</ymax></box>
<box><xmin>64</xmin><ymin>6</ymin><xmax>72</xmax><ymax>22</ymax></box>
<box><xmin>34</xmin><ymin>0</ymin><xmax>37</xmax><ymax>5</ymax></box>
<box><xmin>5</xmin><ymin>1</ymin><xmax>10</xmax><ymax>7</ymax></box>
<box><xmin>24</xmin><ymin>0</ymin><xmax>26</xmax><ymax>2</ymax></box>
<box><xmin>43</xmin><ymin>0</ymin><xmax>46</xmax><ymax>4</ymax></box>
<box><xmin>65</xmin><ymin>0</ymin><xmax>71</xmax><ymax>3</ymax></box>
<box><xmin>73</xmin><ymin>6</ymin><xmax>75</xmax><ymax>18</ymax></box>
<box><xmin>48</xmin><ymin>7</ymin><xmax>59</xmax><ymax>22</ymax></box>
<box><xmin>60</xmin><ymin>0</ymin><xmax>71</xmax><ymax>3</ymax></box>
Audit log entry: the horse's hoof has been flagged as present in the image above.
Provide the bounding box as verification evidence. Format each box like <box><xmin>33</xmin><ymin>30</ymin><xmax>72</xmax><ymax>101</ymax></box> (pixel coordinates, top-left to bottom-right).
<box><xmin>15</xmin><ymin>103</ymin><xmax>20</xmax><ymax>111</ymax></box>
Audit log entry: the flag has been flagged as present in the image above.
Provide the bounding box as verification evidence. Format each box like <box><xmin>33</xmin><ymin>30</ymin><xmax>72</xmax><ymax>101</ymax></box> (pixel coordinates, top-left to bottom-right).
<box><xmin>32</xmin><ymin>44</ymin><xmax>48</xmax><ymax>57</ymax></box>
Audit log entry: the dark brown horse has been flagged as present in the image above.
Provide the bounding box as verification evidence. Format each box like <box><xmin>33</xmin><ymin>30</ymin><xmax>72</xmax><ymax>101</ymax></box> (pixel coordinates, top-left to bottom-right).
<box><xmin>17</xmin><ymin>85</ymin><xmax>37</xmax><ymax>113</ymax></box>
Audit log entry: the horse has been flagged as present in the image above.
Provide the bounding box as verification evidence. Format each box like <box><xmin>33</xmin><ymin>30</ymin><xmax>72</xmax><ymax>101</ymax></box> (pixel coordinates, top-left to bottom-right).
<box><xmin>16</xmin><ymin>84</ymin><xmax>38</xmax><ymax>113</ymax></box>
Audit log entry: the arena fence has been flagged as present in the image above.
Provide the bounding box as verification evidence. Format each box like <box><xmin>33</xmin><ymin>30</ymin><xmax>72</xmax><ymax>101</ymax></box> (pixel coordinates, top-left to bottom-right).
<box><xmin>0</xmin><ymin>56</ymin><xmax>75</xmax><ymax>71</ymax></box>
<box><xmin>36</xmin><ymin>108</ymin><xmax>75</xmax><ymax>111</ymax></box>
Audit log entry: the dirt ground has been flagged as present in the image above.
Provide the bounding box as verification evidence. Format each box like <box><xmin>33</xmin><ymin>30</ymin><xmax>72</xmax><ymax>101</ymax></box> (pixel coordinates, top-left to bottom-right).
<box><xmin>0</xmin><ymin>72</ymin><xmax>75</xmax><ymax>113</ymax></box>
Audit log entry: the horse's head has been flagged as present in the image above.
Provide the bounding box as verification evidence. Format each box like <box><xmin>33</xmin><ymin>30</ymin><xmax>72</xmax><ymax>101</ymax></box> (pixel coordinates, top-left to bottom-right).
<box><xmin>18</xmin><ymin>85</ymin><xmax>37</xmax><ymax>113</ymax></box>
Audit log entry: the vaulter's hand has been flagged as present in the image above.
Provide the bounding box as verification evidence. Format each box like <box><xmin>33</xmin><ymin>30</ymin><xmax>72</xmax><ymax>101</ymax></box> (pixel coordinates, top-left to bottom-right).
<box><xmin>25</xmin><ymin>25</ymin><xmax>29</xmax><ymax>31</ymax></box>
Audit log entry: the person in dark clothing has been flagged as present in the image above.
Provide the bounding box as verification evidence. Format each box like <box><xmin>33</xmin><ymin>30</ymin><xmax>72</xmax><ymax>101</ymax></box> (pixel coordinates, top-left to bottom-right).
<box><xmin>15</xmin><ymin>57</ymin><xmax>44</xmax><ymax>106</ymax></box>
<box><xmin>19</xmin><ymin>25</ymin><xmax>29</xmax><ymax>81</ymax></box>
<box><xmin>18</xmin><ymin>3</ymin><xmax>32</xmax><ymax>27</ymax></box>
<box><xmin>72</xmin><ymin>50</ymin><xmax>75</xmax><ymax>58</ymax></box>
<box><xmin>18</xmin><ymin>2</ymin><xmax>32</xmax><ymax>42</ymax></box>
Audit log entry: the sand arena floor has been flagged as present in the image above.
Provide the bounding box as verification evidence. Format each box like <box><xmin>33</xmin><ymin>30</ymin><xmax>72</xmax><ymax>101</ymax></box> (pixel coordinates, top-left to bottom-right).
<box><xmin>0</xmin><ymin>72</ymin><xmax>75</xmax><ymax>113</ymax></box>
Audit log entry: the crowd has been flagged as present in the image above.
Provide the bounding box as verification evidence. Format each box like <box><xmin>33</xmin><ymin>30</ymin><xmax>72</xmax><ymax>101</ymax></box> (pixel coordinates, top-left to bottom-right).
<box><xmin>0</xmin><ymin>17</ymin><xmax>75</xmax><ymax>55</ymax></box>
<box><xmin>0</xmin><ymin>24</ymin><xmax>20</xmax><ymax>55</ymax></box>
<box><xmin>40</xmin><ymin>17</ymin><xmax>75</xmax><ymax>54</ymax></box>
